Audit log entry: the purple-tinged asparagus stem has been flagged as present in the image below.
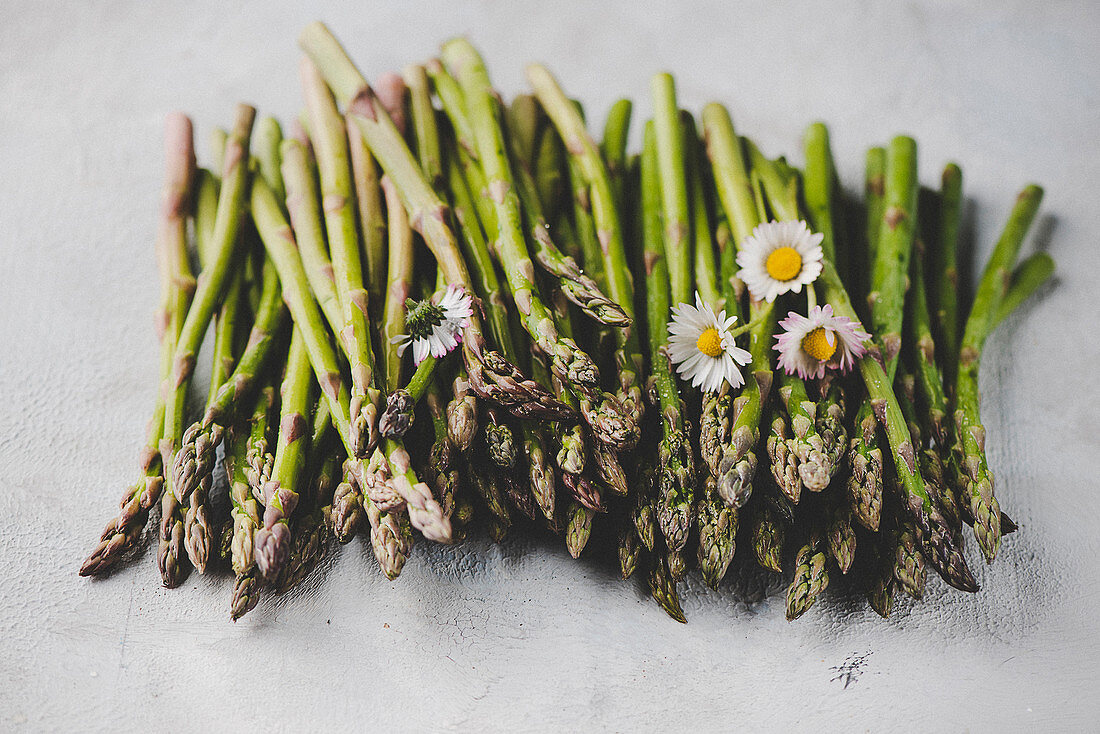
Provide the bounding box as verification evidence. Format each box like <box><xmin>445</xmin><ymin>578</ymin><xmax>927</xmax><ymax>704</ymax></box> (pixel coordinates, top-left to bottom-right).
<box><xmin>159</xmin><ymin>105</ymin><xmax>255</xmax><ymax>588</ymax></box>
<box><xmin>81</xmin><ymin>112</ymin><xmax>196</xmax><ymax>577</ymax></box>
<box><xmin>301</xmin><ymin>56</ymin><xmax>381</xmax><ymax>458</ymax></box>
<box><xmin>254</xmin><ymin>328</ymin><xmax>312</xmax><ymax>579</ymax></box>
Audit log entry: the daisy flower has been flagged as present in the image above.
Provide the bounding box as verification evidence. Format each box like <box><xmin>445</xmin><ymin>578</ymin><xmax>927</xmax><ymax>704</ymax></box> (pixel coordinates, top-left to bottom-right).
<box><xmin>774</xmin><ymin>304</ymin><xmax>870</xmax><ymax>380</ymax></box>
<box><xmin>736</xmin><ymin>220</ymin><xmax>824</xmax><ymax>303</ymax></box>
<box><xmin>667</xmin><ymin>292</ymin><xmax>752</xmax><ymax>393</ymax></box>
<box><xmin>391</xmin><ymin>285</ymin><xmax>474</xmax><ymax>366</ymax></box>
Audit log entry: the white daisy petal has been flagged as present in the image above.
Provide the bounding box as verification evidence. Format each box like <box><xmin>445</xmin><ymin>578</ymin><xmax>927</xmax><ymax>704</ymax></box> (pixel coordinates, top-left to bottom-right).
<box><xmin>665</xmin><ymin>290</ymin><xmax>752</xmax><ymax>393</ymax></box>
<box><xmin>773</xmin><ymin>304</ymin><xmax>870</xmax><ymax>379</ymax></box>
<box><xmin>735</xmin><ymin>220</ymin><xmax>825</xmax><ymax>303</ymax></box>
<box><xmin>413</xmin><ymin>338</ymin><xmax>430</xmax><ymax>366</ymax></box>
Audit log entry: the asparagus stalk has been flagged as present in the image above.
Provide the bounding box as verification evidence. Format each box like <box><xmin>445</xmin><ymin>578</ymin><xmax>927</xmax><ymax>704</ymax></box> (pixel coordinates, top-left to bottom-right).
<box><xmin>955</xmin><ymin>184</ymin><xmax>1044</xmax><ymax>562</ymax></box>
<box><xmin>647</xmin><ymin>552</ymin><xmax>687</xmax><ymax>624</ymax></box>
<box><xmin>686</xmin><ymin>111</ymin><xmax>721</xmax><ymax>308</ymax></box>
<box><xmin>993</xmin><ymin>252</ymin><xmax>1054</xmax><ymax>328</ymax></box>
<box><xmin>751</xmin><ymin>505</ymin><xmax>786</xmax><ymax>573</ymax></box>
<box><xmin>802</xmin><ymin>125</ymin><xmax>851</xmax><ymax>477</ymax></box>
<box><xmin>302</xmin><ymin>57</ymin><xmax>381</xmax><ymax>458</ymax></box>
<box><xmin>280</xmin><ymin>138</ymin><xmax>342</xmax><ymax>329</ymax></box>
<box><xmin>867</xmin><ymin>136</ymin><xmax>919</xmax><ymax>379</ymax></box>
<box><xmin>893</xmin><ymin>521</ymin><xmax>926</xmax><ymax>599</ymax></box>
<box><xmin>844</xmin><ymin>146</ymin><xmax>888</xmax><ymax>532</ymax></box>
<box><xmin>80</xmin><ymin>113</ymin><xmax>197</xmax><ymax>576</ymax></box>
<box><xmin>254</xmin><ymin>328</ymin><xmax>313</xmax><ymax>579</ymax></box>
<box><xmin>346</xmin><ymin>113</ymin><xmax>387</xmax><ymax>318</ymax></box>
<box><xmin>826</xmin><ymin>503</ymin><xmax>856</xmax><ymax>575</ymax></box>
<box><xmin>696</xmin><ymin>474</ymin><xmax>738</xmax><ymax>589</ymax></box>
<box><xmin>225</xmin><ymin>383</ymin><xmax>276</xmax><ymax>620</ymax></box>
<box><xmin>702</xmin><ymin>103</ymin><xmax>774</xmax><ymax>508</ymax></box>
<box><xmin>803</xmin><ymin>124</ymin><xmax>975</xmax><ymax>591</ymax></box>
<box><xmin>933</xmin><ymin>163</ymin><xmax>962</xmax><ymax>382</ymax></box>
<box><xmin>642</xmin><ymin>121</ymin><xmax>694</xmax><ymax>552</ymax></box>
<box><xmin>299</xmin><ymin>23</ymin><xmax>570</xmax><ymax>422</ymax></box>
<box><xmin>786</xmin><ymin>534</ymin><xmax>830</xmax><ymax>621</ymax></box>
<box><xmin>440</xmin><ymin>39</ymin><xmax>627</xmax><ymax>447</ymax></box>
<box><xmin>817</xmin><ymin>260</ymin><xmax>976</xmax><ymax>592</ymax></box>
<box><xmin>529</xmin><ymin>65</ymin><xmax>646</xmax><ymax>433</ymax></box>
<box><xmin>651</xmin><ymin>74</ymin><xmax>693</xmax><ymax>306</ymax></box>
<box><xmin>255</xmin><ymin>116</ymin><xmax>287</xmax><ymax>206</ymax></box>
<box><xmin>227</xmin><ymin>384</ymin><xmax>275</xmax><ymax>577</ymax></box>
<box><xmin>182</xmin><ymin>223</ymin><xmax>246</xmax><ymax>573</ymax></box>
<box><xmin>251</xmin><ymin>175</ymin><xmax>451</xmax><ymax>541</ymax></box>
<box><xmin>507</xmin><ymin>113</ymin><xmax>630</xmax><ymax>328</ymax></box>
<box><xmin>159</xmin><ymin>104</ymin><xmax>255</xmax><ymax>588</ymax></box>
<box><xmin>380</xmin><ymin>174</ymin><xmax>415</xmax><ymax>391</ymax></box>
<box><xmin>862</xmin><ymin>147</ymin><xmax>887</xmax><ymax>303</ymax></box>
<box><xmin>601</xmin><ymin>98</ymin><xmax>632</xmax><ymax>212</ymax></box>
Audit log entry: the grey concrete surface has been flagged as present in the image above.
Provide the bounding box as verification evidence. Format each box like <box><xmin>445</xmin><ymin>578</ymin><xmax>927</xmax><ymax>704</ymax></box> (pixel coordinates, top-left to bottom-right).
<box><xmin>2</xmin><ymin>1</ymin><xmax>1098</xmax><ymax>731</ymax></box>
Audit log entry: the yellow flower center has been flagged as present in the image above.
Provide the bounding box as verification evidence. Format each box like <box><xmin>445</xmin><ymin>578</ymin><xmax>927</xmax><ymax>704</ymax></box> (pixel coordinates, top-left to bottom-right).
<box><xmin>696</xmin><ymin>327</ymin><xmax>724</xmax><ymax>358</ymax></box>
<box><xmin>802</xmin><ymin>327</ymin><xmax>837</xmax><ymax>362</ymax></box>
<box><xmin>765</xmin><ymin>246</ymin><xmax>803</xmax><ymax>282</ymax></box>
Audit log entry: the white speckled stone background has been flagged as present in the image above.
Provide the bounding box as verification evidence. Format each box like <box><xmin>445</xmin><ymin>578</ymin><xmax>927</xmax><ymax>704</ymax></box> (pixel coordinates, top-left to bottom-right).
<box><xmin>2</xmin><ymin>1</ymin><xmax>1099</xmax><ymax>730</ymax></box>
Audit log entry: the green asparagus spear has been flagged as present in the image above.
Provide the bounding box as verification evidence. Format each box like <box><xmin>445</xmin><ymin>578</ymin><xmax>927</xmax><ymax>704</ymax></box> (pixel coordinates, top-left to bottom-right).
<box><xmin>955</xmin><ymin>184</ymin><xmax>1043</xmax><ymax>562</ymax></box>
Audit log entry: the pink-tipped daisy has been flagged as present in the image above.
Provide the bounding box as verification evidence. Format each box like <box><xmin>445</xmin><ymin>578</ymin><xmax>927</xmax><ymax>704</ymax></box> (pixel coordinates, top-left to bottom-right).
<box><xmin>736</xmin><ymin>220</ymin><xmax>824</xmax><ymax>303</ymax></box>
<box><xmin>667</xmin><ymin>292</ymin><xmax>752</xmax><ymax>393</ymax></box>
<box><xmin>391</xmin><ymin>285</ymin><xmax>474</xmax><ymax>366</ymax></box>
<box><xmin>774</xmin><ymin>304</ymin><xmax>870</xmax><ymax>380</ymax></box>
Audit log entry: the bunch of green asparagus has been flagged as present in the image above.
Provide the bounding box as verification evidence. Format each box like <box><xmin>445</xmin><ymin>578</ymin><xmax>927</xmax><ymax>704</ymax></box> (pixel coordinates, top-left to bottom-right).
<box><xmin>80</xmin><ymin>22</ymin><xmax>1054</xmax><ymax>622</ymax></box>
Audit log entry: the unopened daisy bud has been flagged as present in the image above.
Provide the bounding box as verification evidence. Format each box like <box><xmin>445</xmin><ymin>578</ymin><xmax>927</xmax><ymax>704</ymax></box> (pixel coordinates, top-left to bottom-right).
<box><xmin>390</xmin><ymin>285</ymin><xmax>474</xmax><ymax>366</ymax></box>
<box><xmin>774</xmin><ymin>304</ymin><xmax>870</xmax><ymax>380</ymax></box>
<box><xmin>666</xmin><ymin>292</ymin><xmax>751</xmax><ymax>394</ymax></box>
<box><xmin>736</xmin><ymin>220</ymin><xmax>824</xmax><ymax>303</ymax></box>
